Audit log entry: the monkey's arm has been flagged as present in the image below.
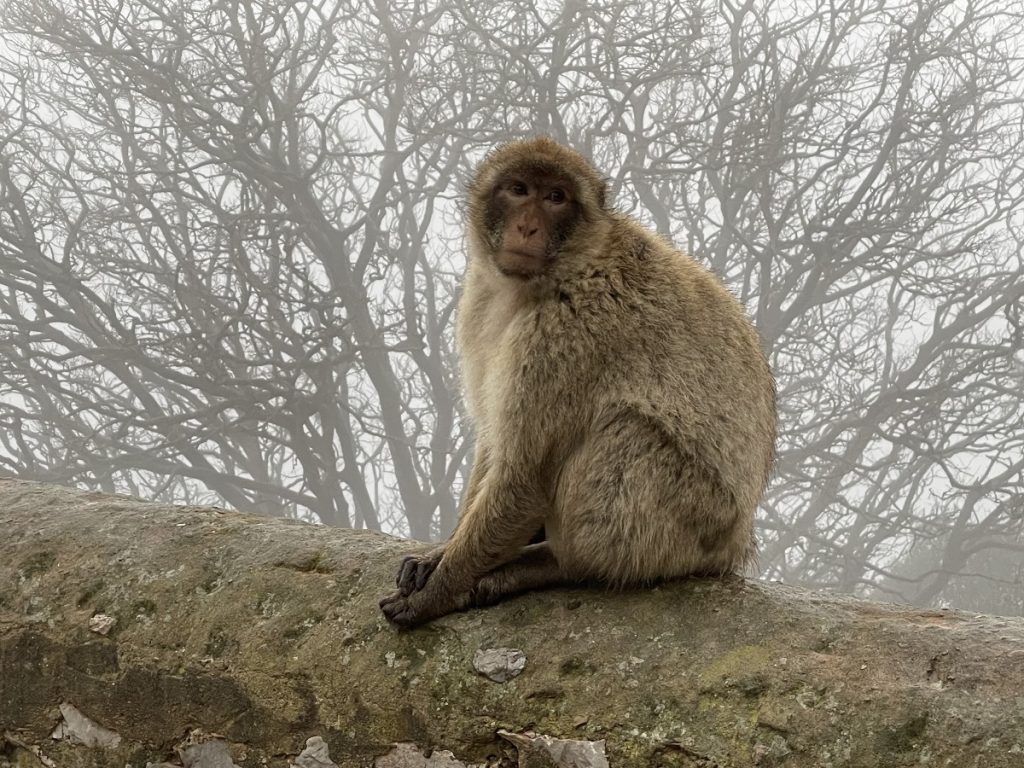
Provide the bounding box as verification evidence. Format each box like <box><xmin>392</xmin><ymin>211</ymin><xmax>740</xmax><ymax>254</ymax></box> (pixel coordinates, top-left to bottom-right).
<box><xmin>380</xmin><ymin>464</ymin><xmax>548</xmax><ymax>628</ymax></box>
<box><xmin>394</xmin><ymin>446</ymin><xmax>492</xmax><ymax>596</ymax></box>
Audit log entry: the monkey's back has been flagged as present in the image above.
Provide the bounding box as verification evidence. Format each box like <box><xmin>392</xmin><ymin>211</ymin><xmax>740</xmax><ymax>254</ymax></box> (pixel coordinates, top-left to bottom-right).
<box><xmin>622</xmin><ymin>218</ymin><xmax>775</xmax><ymax>513</ymax></box>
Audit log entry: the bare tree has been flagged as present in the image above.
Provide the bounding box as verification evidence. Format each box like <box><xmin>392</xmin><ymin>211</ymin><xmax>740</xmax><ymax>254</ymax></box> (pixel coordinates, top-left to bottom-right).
<box><xmin>1</xmin><ymin>0</ymin><xmax>1022</xmax><ymax>611</ymax></box>
<box><xmin>0</xmin><ymin>0</ymin><xmax>472</xmax><ymax>535</ymax></box>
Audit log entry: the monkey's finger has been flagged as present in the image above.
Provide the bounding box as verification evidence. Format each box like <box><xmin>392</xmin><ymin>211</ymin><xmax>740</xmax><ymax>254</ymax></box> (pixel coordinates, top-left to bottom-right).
<box><xmin>414</xmin><ymin>561</ymin><xmax>437</xmax><ymax>591</ymax></box>
<box><xmin>396</xmin><ymin>556</ymin><xmax>419</xmax><ymax>593</ymax></box>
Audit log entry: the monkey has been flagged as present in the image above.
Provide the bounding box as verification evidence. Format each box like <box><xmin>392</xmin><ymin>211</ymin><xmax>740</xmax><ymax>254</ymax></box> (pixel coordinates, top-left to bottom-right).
<box><xmin>379</xmin><ymin>137</ymin><xmax>776</xmax><ymax>628</ymax></box>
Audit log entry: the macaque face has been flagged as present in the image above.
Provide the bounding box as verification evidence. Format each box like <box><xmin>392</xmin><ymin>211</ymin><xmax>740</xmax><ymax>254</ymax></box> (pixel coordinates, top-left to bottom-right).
<box><xmin>484</xmin><ymin>170</ymin><xmax>580</xmax><ymax>278</ymax></box>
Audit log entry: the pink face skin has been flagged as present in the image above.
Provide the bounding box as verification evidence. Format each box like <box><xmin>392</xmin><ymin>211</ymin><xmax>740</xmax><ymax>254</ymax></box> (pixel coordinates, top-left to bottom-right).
<box><xmin>490</xmin><ymin>174</ymin><xmax>576</xmax><ymax>278</ymax></box>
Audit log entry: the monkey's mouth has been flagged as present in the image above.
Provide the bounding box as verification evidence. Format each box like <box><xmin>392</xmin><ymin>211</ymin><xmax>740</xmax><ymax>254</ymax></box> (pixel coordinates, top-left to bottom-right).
<box><xmin>496</xmin><ymin>249</ymin><xmax>547</xmax><ymax>277</ymax></box>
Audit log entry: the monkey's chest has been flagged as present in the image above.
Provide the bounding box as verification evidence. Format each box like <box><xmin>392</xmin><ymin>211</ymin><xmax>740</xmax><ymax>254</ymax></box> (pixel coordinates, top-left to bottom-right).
<box><xmin>466</xmin><ymin>307</ymin><xmax>588</xmax><ymax>446</ymax></box>
<box><xmin>464</xmin><ymin>324</ymin><xmax>524</xmax><ymax>441</ymax></box>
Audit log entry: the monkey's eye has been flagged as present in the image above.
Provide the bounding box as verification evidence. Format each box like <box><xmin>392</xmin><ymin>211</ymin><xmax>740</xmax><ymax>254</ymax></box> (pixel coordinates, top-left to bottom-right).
<box><xmin>509</xmin><ymin>181</ymin><xmax>529</xmax><ymax>196</ymax></box>
<box><xmin>548</xmin><ymin>188</ymin><xmax>567</xmax><ymax>204</ymax></box>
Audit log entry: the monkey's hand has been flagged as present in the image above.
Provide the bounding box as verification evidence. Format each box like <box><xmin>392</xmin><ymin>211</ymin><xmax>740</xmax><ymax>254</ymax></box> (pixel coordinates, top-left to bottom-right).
<box><xmin>395</xmin><ymin>545</ymin><xmax>446</xmax><ymax>596</ymax></box>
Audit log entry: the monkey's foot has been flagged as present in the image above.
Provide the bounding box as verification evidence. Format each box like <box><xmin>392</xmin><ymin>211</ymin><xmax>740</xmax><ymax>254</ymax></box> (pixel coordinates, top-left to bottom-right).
<box><xmin>379</xmin><ymin>590</ymin><xmax>421</xmax><ymax>628</ymax></box>
<box><xmin>379</xmin><ymin>582</ymin><xmax>471</xmax><ymax>629</ymax></box>
<box><xmin>378</xmin><ymin>589</ymin><xmax>440</xmax><ymax>629</ymax></box>
<box><xmin>395</xmin><ymin>546</ymin><xmax>445</xmax><ymax>596</ymax></box>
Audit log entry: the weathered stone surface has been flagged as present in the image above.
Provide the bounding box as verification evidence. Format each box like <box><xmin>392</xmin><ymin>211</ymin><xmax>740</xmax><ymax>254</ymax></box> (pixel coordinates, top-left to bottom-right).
<box><xmin>473</xmin><ymin>648</ymin><xmax>527</xmax><ymax>683</ymax></box>
<box><xmin>293</xmin><ymin>737</ymin><xmax>340</xmax><ymax>768</ymax></box>
<box><xmin>498</xmin><ymin>730</ymin><xmax>608</xmax><ymax>768</ymax></box>
<box><xmin>88</xmin><ymin>614</ymin><xmax>117</xmax><ymax>636</ymax></box>
<box><xmin>374</xmin><ymin>742</ymin><xmax>472</xmax><ymax>767</ymax></box>
<box><xmin>179</xmin><ymin>736</ymin><xmax>241</xmax><ymax>768</ymax></box>
<box><xmin>2</xmin><ymin>478</ymin><xmax>1024</xmax><ymax>767</ymax></box>
<box><xmin>50</xmin><ymin>702</ymin><xmax>123</xmax><ymax>748</ymax></box>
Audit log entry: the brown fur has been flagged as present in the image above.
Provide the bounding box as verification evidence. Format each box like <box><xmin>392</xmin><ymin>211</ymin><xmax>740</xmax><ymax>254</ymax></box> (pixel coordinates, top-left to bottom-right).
<box><xmin>380</xmin><ymin>137</ymin><xmax>776</xmax><ymax>628</ymax></box>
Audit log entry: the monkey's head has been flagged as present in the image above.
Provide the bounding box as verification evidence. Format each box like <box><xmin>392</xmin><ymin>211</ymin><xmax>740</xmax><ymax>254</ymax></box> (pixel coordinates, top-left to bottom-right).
<box><xmin>468</xmin><ymin>137</ymin><xmax>608</xmax><ymax>279</ymax></box>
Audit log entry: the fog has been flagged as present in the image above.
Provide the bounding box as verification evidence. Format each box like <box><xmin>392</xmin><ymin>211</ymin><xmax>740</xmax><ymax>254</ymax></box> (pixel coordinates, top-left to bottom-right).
<box><xmin>0</xmin><ymin>0</ymin><xmax>1022</xmax><ymax>614</ymax></box>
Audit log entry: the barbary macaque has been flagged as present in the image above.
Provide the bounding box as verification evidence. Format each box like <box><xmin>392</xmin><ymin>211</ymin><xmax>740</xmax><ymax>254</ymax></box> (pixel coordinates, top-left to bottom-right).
<box><xmin>379</xmin><ymin>137</ymin><xmax>776</xmax><ymax>628</ymax></box>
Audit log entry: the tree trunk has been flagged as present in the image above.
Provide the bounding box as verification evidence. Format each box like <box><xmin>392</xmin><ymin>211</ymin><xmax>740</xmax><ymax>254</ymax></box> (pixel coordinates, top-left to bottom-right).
<box><xmin>1</xmin><ymin>478</ymin><xmax>1022</xmax><ymax>768</ymax></box>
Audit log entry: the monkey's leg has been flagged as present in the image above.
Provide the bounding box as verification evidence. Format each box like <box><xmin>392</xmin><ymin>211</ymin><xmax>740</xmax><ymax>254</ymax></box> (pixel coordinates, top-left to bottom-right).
<box><xmin>380</xmin><ymin>469</ymin><xmax>548</xmax><ymax>628</ymax></box>
<box><xmin>470</xmin><ymin>543</ymin><xmax>567</xmax><ymax>606</ymax></box>
<box><xmin>550</xmin><ymin>408</ymin><xmax>747</xmax><ymax>586</ymax></box>
<box><xmin>382</xmin><ymin>545</ymin><xmax>564</xmax><ymax>629</ymax></box>
<box><xmin>396</xmin><ymin>523</ymin><xmax>545</xmax><ymax>597</ymax></box>
<box><xmin>394</xmin><ymin>447</ymin><xmax>493</xmax><ymax>596</ymax></box>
